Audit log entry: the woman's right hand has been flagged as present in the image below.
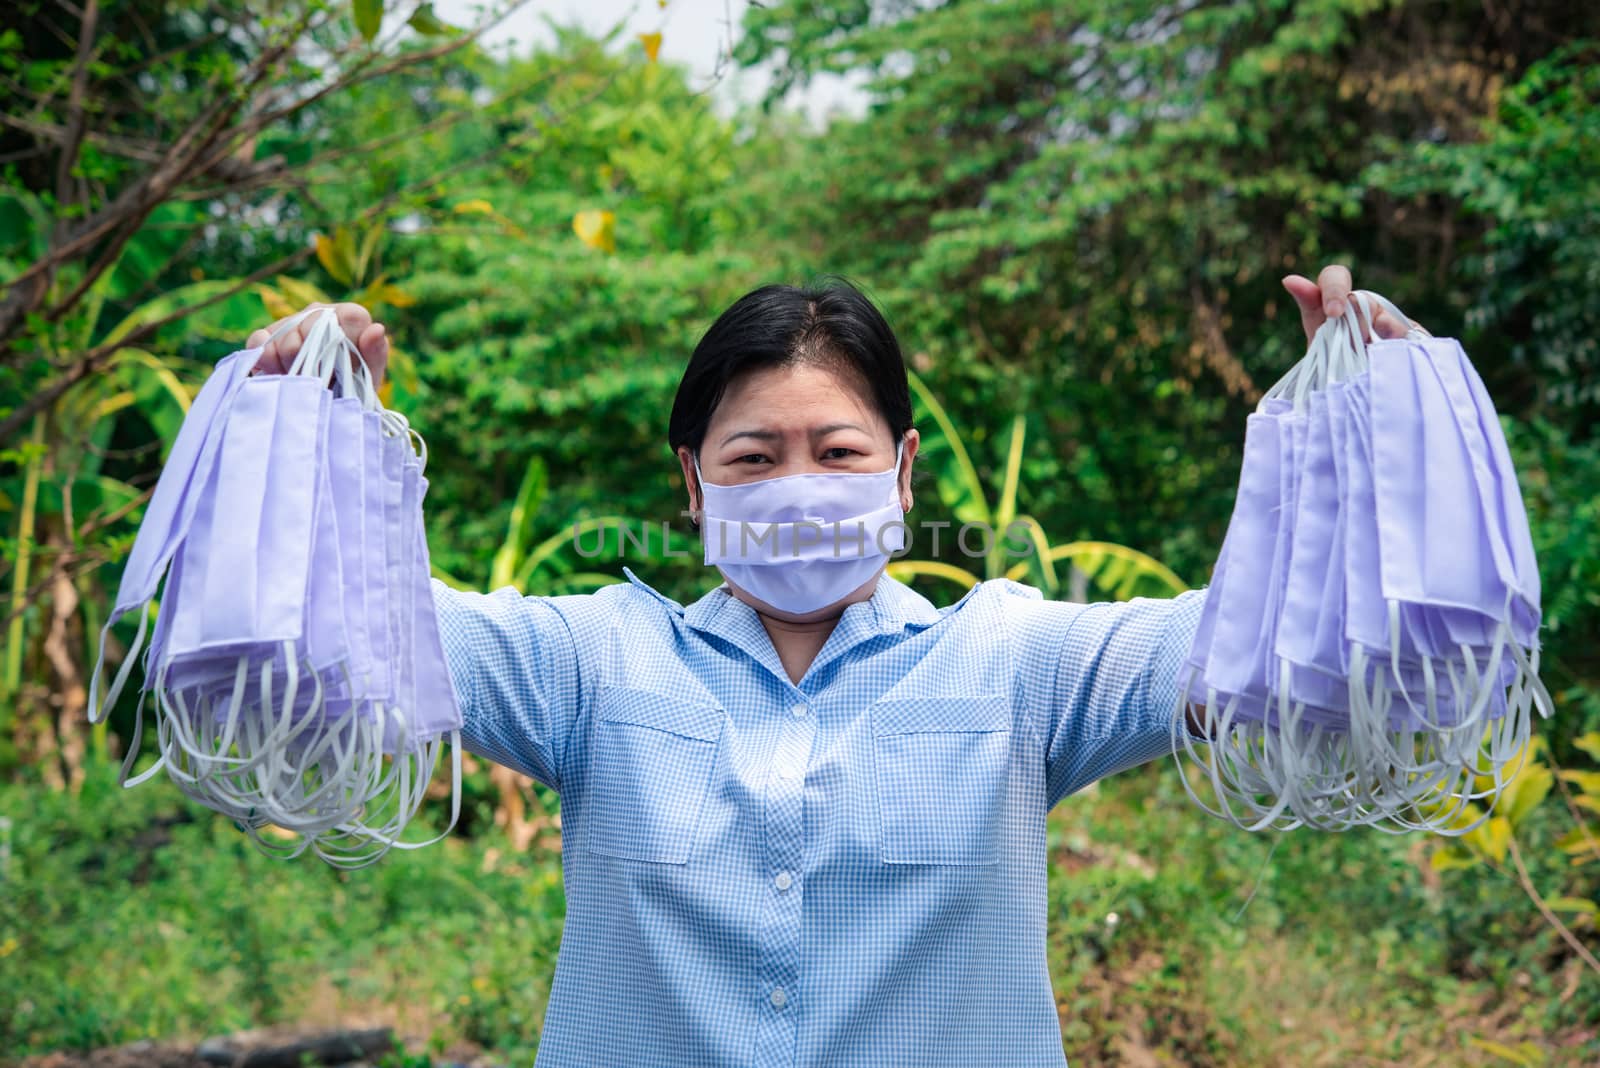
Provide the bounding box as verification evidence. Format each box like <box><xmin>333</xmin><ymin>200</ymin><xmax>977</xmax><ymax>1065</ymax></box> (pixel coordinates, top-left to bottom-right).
<box><xmin>246</xmin><ymin>303</ymin><xmax>390</xmax><ymax>390</ymax></box>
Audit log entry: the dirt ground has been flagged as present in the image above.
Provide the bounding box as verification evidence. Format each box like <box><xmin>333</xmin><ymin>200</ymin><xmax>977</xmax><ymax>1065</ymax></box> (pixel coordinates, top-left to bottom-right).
<box><xmin>13</xmin><ymin>1029</ymin><xmax>497</xmax><ymax>1068</ymax></box>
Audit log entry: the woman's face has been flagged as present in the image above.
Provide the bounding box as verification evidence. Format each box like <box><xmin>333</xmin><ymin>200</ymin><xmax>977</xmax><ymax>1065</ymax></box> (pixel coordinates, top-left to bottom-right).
<box><xmin>675</xmin><ymin>361</ymin><xmax>920</xmax><ymax>618</ymax></box>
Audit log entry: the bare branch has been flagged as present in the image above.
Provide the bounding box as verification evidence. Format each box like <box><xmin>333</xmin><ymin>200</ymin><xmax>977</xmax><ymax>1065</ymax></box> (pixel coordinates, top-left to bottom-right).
<box><xmin>0</xmin><ymin>113</ymin><xmax>167</xmax><ymax>165</ymax></box>
<box><xmin>51</xmin><ymin>0</ymin><xmax>99</xmax><ymax>229</ymax></box>
<box><xmin>1506</xmin><ymin>833</ymin><xmax>1600</xmax><ymax>979</ymax></box>
<box><xmin>0</xmin><ymin>246</ymin><xmax>313</xmax><ymax>445</ymax></box>
<box><xmin>0</xmin><ymin>10</ymin><xmax>315</xmax><ymax>340</ymax></box>
<box><xmin>7</xmin><ymin>6</ymin><xmax>313</xmax><ymax>273</ymax></box>
<box><xmin>0</xmin><ymin>54</ymin><xmax>619</xmax><ymax>446</ymax></box>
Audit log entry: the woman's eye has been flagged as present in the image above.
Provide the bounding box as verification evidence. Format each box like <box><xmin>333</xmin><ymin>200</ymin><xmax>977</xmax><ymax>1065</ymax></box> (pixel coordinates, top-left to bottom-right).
<box><xmin>822</xmin><ymin>447</ymin><xmax>858</xmax><ymax>460</ymax></box>
<box><xmin>736</xmin><ymin>454</ymin><xmax>770</xmax><ymax>465</ymax></box>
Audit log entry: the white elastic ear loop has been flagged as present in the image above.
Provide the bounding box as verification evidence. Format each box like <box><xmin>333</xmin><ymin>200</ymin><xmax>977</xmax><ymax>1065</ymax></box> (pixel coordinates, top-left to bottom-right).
<box><xmin>263</xmin><ymin>305</ymin><xmax>327</xmax><ymax>353</ymax></box>
<box><xmin>1354</xmin><ymin>290</ymin><xmax>1429</xmax><ymax>340</ymax></box>
<box><xmin>287</xmin><ymin>307</ymin><xmax>340</xmax><ymax>379</ymax></box>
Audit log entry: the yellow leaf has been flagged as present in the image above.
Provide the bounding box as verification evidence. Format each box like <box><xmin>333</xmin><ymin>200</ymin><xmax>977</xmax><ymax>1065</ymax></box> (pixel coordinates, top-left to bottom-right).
<box><xmin>1430</xmin><ymin>845</ymin><xmax>1479</xmax><ymax>873</ymax></box>
<box><xmin>1464</xmin><ymin>816</ymin><xmax>1510</xmax><ymax>863</ymax></box>
<box><xmin>276</xmin><ymin>275</ymin><xmax>331</xmax><ymax>309</ymax></box>
<box><xmin>453</xmin><ymin>199</ymin><xmax>496</xmax><ymax>215</ymax></box>
<box><xmin>1545</xmin><ymin>896</ymin><xmax>1598</xmax><ymax>916</ymax></box>
<box><xmin>1554</xmin><ymin>828</ymin><xmax>1600</xmax><ymax>856</ymax></box>
<box><xmin>1435</xmin><ymin>799</ymin><xmax>1486</xmax><ymax>835</ymax></box>
<box><xmin>1573</xmin><ymin>733</ymin><xmax>1600</xmax><ymax>763</ymax></box>
<box><xmin>1466</xmin><ymin>1037</ymin><xmax>1544</xmax><ymax>1067</ymax></box>
<box><xmin>257</xmin><ymin>286</ymin><xmax>298</xmax><ymax>321</ymax></box>
<box><xmin>1499</xmin><ymin>762</ymin><xmax>1553</xmax><ymax>828</ymax></box>
<box><xmin>1557</xmin><ymin>770</ymin><xmax>1600</xmax><ymax>796</ymax></box>
<box><xmin>572</xmin><ymin>209</ymin><xmax>616</xmax><ymax>253</ymax></box>
<box><xmin>357</xmin><ymin>280</ymin><xmax>417</xmax><ymax>309</ymax></box>
<box><xmin>314</xmin><ymin>231</ymin><xmax>356</xmax><ymax>287</ymax></box>
<box><xmin>1572</xmin><ymin>795</ymin><xmax>1600</xmax><ymax>815</ymax></box>
<box><xmin>638</xmin><ymin>32</ymin><xmax>662</xmax><ymax>63</ymax></box>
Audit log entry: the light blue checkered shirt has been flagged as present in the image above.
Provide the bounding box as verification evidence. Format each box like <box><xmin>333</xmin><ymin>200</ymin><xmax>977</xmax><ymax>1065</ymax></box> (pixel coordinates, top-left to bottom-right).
<box><xmin>432</xmin><ymin>567</ymin><xmax>1207</xmax><ymax>1068</ymax></box>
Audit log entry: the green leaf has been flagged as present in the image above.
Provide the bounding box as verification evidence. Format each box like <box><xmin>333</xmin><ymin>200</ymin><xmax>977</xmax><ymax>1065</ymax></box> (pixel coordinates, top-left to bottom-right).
<box><xmin>407</xmin><ymin>3</ymin><xmax>459</xmax><ymax>36</ymax></box>
<box><xmin>887</xmin><ymin>560</ymin><xmax>982</xmax><ymax>593</ymax></box>
<box><xmin>491</xmin><ymin>456</ymin><xmax>548</xmax><ymax>589</ymax></box>
<box><xmin>97</xmin><ymin>279</ymin><xmax>244</xmax><ymax>350</ymax></box>
<box><xmin>1040</xmin><ymin>541</ymin><xmax>1187</xmax><ymax>601</ymax></box>
<box><xmin>993</xmin><ymin>414</ymin><xmax>1026</xmax><ymax>531</ymax></box>
<box><xmin>356</xmin><ymin>221</ymin><xmax>387</xmax><ymax>282</ymax></box>
<box><xmin>1467</xmin><ymin>1037</ymin><xmax>1545</xmax><ymax>1066</ymax></box>
<box><xmin>1545</xmin><ymin>896</ymin><xmax>1598</xmax><ymax>916</ymax></box>
<box><xmin>906</xmin><ymin>370</ymin><xmax>989</xmax><ymax>526</ymax></box>
<box><xmin>353</xmin><ymin>0</ymin><xmax>383</xmax><ymax>41</ymax></box>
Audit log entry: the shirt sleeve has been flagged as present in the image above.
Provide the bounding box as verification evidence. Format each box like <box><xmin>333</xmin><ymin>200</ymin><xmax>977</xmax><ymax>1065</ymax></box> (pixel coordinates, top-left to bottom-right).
<box><xmin>1006</xmin><ymin>586</ymin><xmax>1209</xmax><ymax>809</ymax></box>
<box><xmin>430</xmin><ymin>579</ymin><xmax>587</xmax><ymax>792</ymax></box>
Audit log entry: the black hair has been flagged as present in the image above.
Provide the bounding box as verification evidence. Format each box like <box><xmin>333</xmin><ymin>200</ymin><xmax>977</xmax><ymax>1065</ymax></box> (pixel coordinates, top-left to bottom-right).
<box><xmin>667</xmin><ymin>275</ymin><xmax>914</xmax><ymax>457</ymax></box>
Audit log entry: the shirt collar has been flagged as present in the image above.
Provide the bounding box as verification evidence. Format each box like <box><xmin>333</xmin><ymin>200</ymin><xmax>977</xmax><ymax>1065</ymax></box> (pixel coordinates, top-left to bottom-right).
<box><xmin>622</xmin><ymin>565</ymin><xmax>950</xmax><ymax>688</ymax></box>
<box><xmin>624</xmin><ymin>565</ymin><xmax>944</xmax><ymax>633</ymax></box>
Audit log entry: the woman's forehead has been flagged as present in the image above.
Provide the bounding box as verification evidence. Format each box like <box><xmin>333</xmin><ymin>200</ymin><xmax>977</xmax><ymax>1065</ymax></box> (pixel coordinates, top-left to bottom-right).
<box><xmin>707</xmin><ymin>363</ymin><xmax>885</xmax><ymax>435</ymax></box>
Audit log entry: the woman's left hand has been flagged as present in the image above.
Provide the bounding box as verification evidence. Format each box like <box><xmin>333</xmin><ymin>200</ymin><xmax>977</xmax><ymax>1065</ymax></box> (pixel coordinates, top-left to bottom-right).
<box><xmin>1283</xmin><ymin>264</ymin><xmax>1416</xmax><ymax>344</ymax></box>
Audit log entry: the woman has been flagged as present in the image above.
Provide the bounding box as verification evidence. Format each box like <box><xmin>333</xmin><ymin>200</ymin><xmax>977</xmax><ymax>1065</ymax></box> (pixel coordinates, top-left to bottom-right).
<box><xmin>247</xmin><ymin>266</ymin><xmax>1414</xmax><ymax>1068</ymax></box>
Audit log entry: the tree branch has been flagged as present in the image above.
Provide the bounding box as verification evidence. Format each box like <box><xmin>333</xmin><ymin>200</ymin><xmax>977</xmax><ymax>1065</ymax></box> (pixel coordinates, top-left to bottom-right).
<box><xmin>0</xmin><ymin>246</ymin><xmax>313</xmax><ymax>445</ymax></box>
<box><xmin>52</xmin><ymin>0</ymin><xmax>100</xmax><ymax>236</ymax></box>
<box><xmin>1506</xmin><ymin>832</ymin><xmax>1600</xmax><ymax>980</ymax></box>
<box><xmin>0</xmin><ymin>8</ymin><xmax>315</xmax><ymax>341</ymax></box>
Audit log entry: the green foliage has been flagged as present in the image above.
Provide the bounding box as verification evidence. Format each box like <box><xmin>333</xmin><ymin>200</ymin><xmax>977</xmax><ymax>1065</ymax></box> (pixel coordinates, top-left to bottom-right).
<box><xmin>891</xmin><ymin>370</ymin><xmax>1188</xmax><ymax>600</ymax></box>
<box><xmin>1368</xmin><ymin>42</ymin><xmax>1600</xmax><ymax>421</ymax></box>
<box><xmin>0</xmin><ymin>766</ymin><xmax>561</xmax><ymax>1060</ymax></box>
<box><xmin>3</xmin><ymin>1</ymin><xmax>1599</xmax><ymax>1061</ymax></box>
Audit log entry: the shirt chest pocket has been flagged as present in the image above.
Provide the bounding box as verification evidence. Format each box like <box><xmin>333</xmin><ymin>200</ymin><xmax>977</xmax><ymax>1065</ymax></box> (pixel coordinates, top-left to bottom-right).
<box><xmin>585</xmin><ymin>686</ymin><xmax>726</xmax><ymax>865</ymax></box>
<box><xmin>871</xmin><ymin>694</ymin><xmax>1013</xmax><ymax>866</ymax></box>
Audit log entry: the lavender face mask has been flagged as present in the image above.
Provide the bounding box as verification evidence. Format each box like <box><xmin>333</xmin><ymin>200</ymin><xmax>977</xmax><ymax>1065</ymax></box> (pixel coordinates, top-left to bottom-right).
<box><xmin>91</xmin><ymin>308</ymin><xmax>462</xmax><ymax>867</ymax></box>
<box><xmin>1173</xmin><ymin>291</ymin><xmax>1553</xmax><ymax>836</ymax></box>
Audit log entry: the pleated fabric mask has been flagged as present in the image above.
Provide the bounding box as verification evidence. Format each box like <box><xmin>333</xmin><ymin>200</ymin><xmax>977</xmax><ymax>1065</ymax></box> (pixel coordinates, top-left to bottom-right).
<box><xmin>1173</xmin><ymin>290</ymin><xmax>1553</xmax><ymax>835</ymax></box>
<box><xmin>90</xmin><ymin>308</ymin><xmax>462</xmax><ymax>867</ymax></box>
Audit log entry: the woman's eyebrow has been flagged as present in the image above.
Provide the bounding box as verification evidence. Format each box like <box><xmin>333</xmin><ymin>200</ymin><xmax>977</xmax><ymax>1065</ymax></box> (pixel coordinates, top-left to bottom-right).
<box><xmin>718</xmin><ymin>423</ymin><xmax>870</xmax><ymax>447</ymax></box>
<box><xmin>810</xmin><ymin>422</ymin><xmax>870</xmax><ymax>438</ymax></box>
<box><xmin>718</xmin><ymin>428</ymin><xmax>782</xmax><ymax>447</ymax></box>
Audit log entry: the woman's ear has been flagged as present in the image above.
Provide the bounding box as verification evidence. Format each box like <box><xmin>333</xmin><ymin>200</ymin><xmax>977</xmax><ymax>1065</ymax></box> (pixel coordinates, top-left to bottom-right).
<box><xmin>676</xmin><ymin>445</ymin><xmax>703</xmax><ymax>526</ymax></box>
<box><xmin>897</xmin><ymin>429</ymin><xmax>920</xmax><ymax>514</ymax></box>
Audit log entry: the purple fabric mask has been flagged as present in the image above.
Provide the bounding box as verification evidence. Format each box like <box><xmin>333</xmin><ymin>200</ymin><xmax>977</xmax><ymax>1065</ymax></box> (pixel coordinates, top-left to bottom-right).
<box><xmin>1173</xmin><ymin>291</ymin><xmax>1553</xmax><ymax>836</ymax></box>
<box><xmin>88</xmin><ymin>347</ymin><xmax>254</xmax><ymax>727</ymax></box>
<box><xmin>92</xmin><ymin>307</ymin><xmax>463</xmax><ymax>867</ymax></box>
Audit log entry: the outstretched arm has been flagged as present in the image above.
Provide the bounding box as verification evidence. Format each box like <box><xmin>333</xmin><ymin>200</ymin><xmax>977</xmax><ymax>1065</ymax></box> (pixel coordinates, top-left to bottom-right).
<box><xmin>1007</xmin><ymin>588</ymin><xmax>1208</xmax><ymax>809</ymax></box>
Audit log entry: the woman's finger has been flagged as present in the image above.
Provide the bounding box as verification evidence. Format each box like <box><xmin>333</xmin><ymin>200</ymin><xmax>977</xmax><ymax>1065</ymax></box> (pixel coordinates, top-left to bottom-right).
<box><xmin>1372</xmin><ymin>309</ymin><xmax>1415</xmax><ymax>340</ymax></box>
<box><xmin>1316</xmin><ymin>263</ymin><xmax>1353</xmax><ymax>319</ymax></box>
<box><xmin>356</xmin><ymin>322</ymin><xmax>389</xmax><ymax>386</ymax></box>
<box><xmin>335</xmin><ymin>302</ymin><xmax>373</xmax><ymax>340</ymax></box>
<box><xmin>1282</xmin><ymin>274</ymin><xmax>1325</xmax><ymax>342</ymax></box>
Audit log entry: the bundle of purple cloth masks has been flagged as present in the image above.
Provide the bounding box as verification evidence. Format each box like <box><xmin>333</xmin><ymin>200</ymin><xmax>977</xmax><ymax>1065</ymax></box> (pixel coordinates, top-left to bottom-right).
<box><xmin>1172</xmin><ymin>290</ymin><xmax>1553</xmax><ymax>834</ymax></box>
<box><xmin>88</xmin><ymin>308</ymin><xmax>462</xmax><ymax>867</ymax></box>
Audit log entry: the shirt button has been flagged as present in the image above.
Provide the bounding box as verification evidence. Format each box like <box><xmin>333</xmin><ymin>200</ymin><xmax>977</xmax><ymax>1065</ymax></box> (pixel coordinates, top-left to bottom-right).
<box><xmin>775</xmin><ymin>871</ymin><xmax>793</xmax><ymax>891</ymax></box>
<box><xmin>790</xmin><ymin>703</ymin><xmax>807</xmax><ymax>719</ymax></box>
<box><xmin>770</xmin><ymin>986</ymin><xmax>788</xmax><ymax>1009</ymax></box>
